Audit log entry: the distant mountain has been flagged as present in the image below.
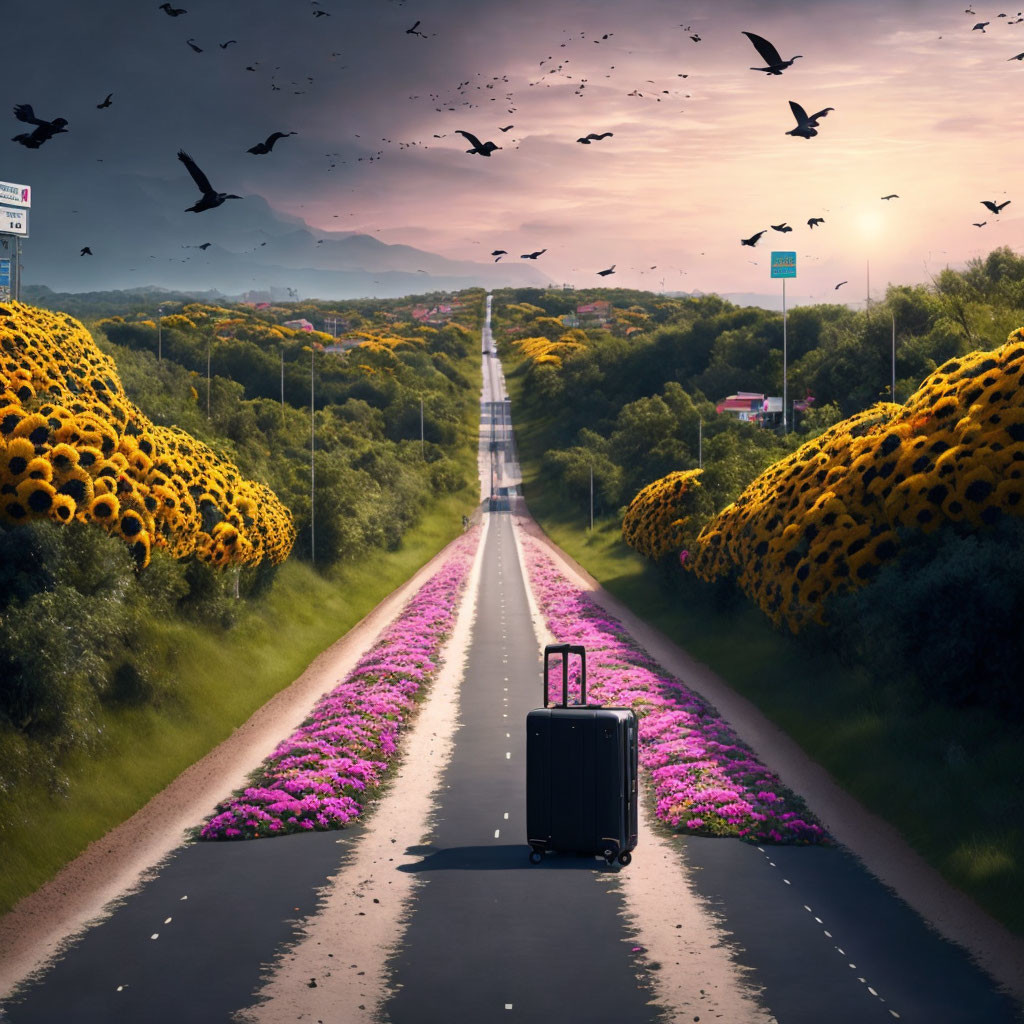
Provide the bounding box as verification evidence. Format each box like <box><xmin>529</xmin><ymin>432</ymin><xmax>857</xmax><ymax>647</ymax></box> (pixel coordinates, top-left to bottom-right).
<box><xmin>18</xmin><ymin>171</ymin><xmax>549</xmax><ymax>298</ymax></box>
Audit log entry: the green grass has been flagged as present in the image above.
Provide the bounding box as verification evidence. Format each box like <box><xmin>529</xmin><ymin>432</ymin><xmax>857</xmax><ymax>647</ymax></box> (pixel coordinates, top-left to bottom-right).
<box><xmin>0</xmin><ymin>488</ymin><xmax>477</xmax><ymax>915</ymax></box>
<box><xmin>509</xmin><ymin>370</ymin><xmax>1024</xmax><ymax>937</ymax></box>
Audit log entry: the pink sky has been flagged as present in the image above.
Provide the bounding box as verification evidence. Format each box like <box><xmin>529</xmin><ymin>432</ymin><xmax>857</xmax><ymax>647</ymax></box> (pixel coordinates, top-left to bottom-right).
<box><xmin>264</xmin><ymin>0</ymin><xmax>1024</xmax><ymax>299</ymax></box>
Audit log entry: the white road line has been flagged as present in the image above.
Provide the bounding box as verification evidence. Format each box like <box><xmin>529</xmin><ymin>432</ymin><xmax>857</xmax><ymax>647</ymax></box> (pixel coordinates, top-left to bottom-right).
<box><xmin>505</xmin><ymin>752</ymin><xmax>511</xmax><ymax>759</ymax></box>
<box><xmin>494</xmin><ymin>830</ymin><xmax>500</xmax><ymax>839</ymax></box>
<box><xmin>503</xmin><ymin>812</ymin><xmax>509</xmax><ymax>819</ymax></box>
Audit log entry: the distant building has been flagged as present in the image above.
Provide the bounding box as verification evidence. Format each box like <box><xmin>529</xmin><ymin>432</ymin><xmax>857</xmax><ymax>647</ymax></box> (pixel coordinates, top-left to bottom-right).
<box><xmin>716</xmin><ymin>391</ymin><xmax>783</xmax><ymax>426</ymax></box>
<box><xmin>577</xmin><ymin>300</ymin><xmax>611</xmax><ymax>325</ymax></box>
<box><xmin>283</xmin><ymin>318</ymin><xmax>315</xmax><ymax>332</ymax></box>
<box><xmin>561</xmin><ymin>314</ymin><xmax>580</xmax><ymax>328</ymax></box>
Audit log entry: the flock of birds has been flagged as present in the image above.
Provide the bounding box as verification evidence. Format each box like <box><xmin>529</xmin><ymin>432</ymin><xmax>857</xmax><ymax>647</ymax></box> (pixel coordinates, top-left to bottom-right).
<box><xmin>6</xmin><ymin>3</ymin><xmax>1020</xmax><ymax>289</ymax></box>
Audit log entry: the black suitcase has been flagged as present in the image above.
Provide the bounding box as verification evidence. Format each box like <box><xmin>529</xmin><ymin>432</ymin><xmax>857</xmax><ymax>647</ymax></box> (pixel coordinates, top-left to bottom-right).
<box><xmin>526</xmin><ymin>644</ymin><xmax>638</xmax><ymax>866</ymax></box>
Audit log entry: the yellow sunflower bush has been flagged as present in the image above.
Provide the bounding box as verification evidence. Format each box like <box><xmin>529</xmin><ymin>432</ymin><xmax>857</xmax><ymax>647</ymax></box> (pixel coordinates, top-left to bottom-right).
<box><xmin>622</xmin><ymin>469</ymin><xmax>704</xmax><ymax>560</ymax></box>
<box><xmin>0</xmin><ymin>302</ymin><xmax>295</xmax><ymax>569</ymax></box>
<box><xmin>683</xmin><ymin>329</ymin><xmax>1024</xmax><ymax>633</ymax></box>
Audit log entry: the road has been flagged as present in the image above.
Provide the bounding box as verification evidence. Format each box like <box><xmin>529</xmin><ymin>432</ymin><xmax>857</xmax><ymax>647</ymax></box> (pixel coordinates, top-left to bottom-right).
<box><xmin>0</xmin><ymin>293</ymin><xmax>1020</xmax><ymax>1023</ymax></box>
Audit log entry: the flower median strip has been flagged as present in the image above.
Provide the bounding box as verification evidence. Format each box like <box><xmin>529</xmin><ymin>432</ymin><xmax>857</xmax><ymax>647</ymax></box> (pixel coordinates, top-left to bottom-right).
<box><xmin>198</xmin><ymin>530</ymin><xmax>479</xmax><ymax>841</ymax></box>
<box><xmin>523</xmin><ymin>540</ymin><xmax>828</xmax><ymax>845</ymax></box>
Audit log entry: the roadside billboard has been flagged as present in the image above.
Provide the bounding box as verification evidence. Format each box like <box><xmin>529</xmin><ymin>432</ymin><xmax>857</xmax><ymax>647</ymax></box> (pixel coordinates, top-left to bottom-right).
<box><xmin>0</xmin><ymin>181</ymin><xmax>31</xmax><ymax>208</ymax></box>
<box><xmin>0</xmin><ymin>207</ymin><xmax>28</xmax><ymax>236</ymax></box>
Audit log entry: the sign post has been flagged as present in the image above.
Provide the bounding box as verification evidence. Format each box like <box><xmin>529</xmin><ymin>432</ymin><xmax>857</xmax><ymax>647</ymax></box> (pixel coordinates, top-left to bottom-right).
<box><xmin>770</xmin><ymin>251</ymin><xmax>796</xmax><ymax>431</ymax></box>
<box><xmin>0</xmin><ymin>180</ymin><xmax>30</xmax><ymax>303</ymax></box>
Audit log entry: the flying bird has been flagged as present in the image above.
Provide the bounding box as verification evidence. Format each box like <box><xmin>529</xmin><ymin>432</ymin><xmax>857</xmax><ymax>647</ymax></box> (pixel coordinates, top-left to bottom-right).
<box><xmin>498</xmin><ymin>125</ymin><xmax>514</xmax><ymax>132</ymax></box>
<box><xmin>313</xmin><ymin>8</ymin><xmax>329</xmax><ymax>15</ymax></box>
<box><xmin>96</xmin><ymin>93</ymin><xmax>113</xmax><ymax>109</ymax></box>
<box><xmin>80</xmin><ymin>247</ymin><xmax>93</xmax><ymax>256</ymax></box>
<box><xmin>198</xmin><ymin>242</ymin><xmax>212</xmax><ymax>249</ymax></box>
<box><xmin>576</xmin><ymin>132</ymin><xmax>613</xmax><ymax>143</ymax></box>
<box><xmin>456</xmin><ymin>129</ymin><xmax>500</xmax><ymax>156</ymax></box>
<box><xmin>807</xmin><ymin>217</ymin><xmax>825</xmax><ymax>228</ymax></box>
<box><xmin>597</xmin><ymin>264</ymin><xmax>616</xmax><ymax>276</ymax></box>
<box><xmin>786</xmin><ymin>100</ymin><xmax>833</xmax><ymax>138</ymax></box>
<box><xmin>742</xmin><ymin>31</ymin><xmax>802</xmax><ymax>74</ymax></box>
<box><xmin>247</xmin><ymin>131</ymin><xmax>296</xmax><ymax>154</ymax></box>
<box><xmin>771</xmin><ymin>222</ymin><xmax>793</xmax><ymax>232</ymax></box>
<box><xmin>741</xmin><ymin>230</ymin><xmax>766</xmax><ymax>247</ymax></box>
<box><xmin>973</xmin><ymin>21</ymin><xmax>989</xmax><ymax>30</ymax></box>
<box><xmin>158</xmin><ymin>2</ymin><xmax>186</xmax><ymax>14</ymax></box>
<box><xmin>690</xmin><ymin>33</ymin><xmax>701</xmax><ymax>42</ymax></box>
<box><xmin>881</xmin><ymin>194</ymin><xmax>899</xmax><ymax>200</ymax></box>
<box><xmin>973</xmin><ymin>221</ymin><xmax>987</xmax><ymax>227</ymax></box>
<box><xmin>981</xmin><ymin>199</ymin><xmax>1011</xmax><ymax>213</ymax></box>
<box><xmin>1009</xmin><ymin>52</ymin><xmax>1024</xmax><ymax>60</ymax></box>
<box><xmin>406</xmin><ymin>20</ymin><xmax>426</xmax><ymax>37</ymax></box>
<box><xmin>491</xmin><ymin>249</ymin><xmax>507</xmax><ymax>261</ymax></box>
<box><xmin>834</xmin><ymin>280</ymin><xmax>848</xmax><ymax>290</ymax></box>
<box><xmin>177</xmin><ymin>150</ymin><xmax>241</xmax><ymax>212</ymax></box>
<box><xmin>219</xmin><ymin>39</ymin><xmax>237</xmax><ymax>48</ymax></box>
<box><xmin>521</xmin><ymin>249</ymin><xmax>547</xmax><ymax>259</ymax></box>
<box><xmin>186</xmin><ymin>38</ymin><xmax>203</xmax><ymax>52</ymax></box>
<box><xmin>11</xmin><ymin>105</ymin><xmax>69</xmax><ymax>148</ymax></box>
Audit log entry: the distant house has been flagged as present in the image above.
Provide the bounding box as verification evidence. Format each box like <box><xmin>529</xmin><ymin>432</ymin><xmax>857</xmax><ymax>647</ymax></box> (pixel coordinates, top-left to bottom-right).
<box><xmin>561</xmin><ymin>314</ymin><xmax>580</xmax><ymax>328</ymax></box>
<box><xmin>716</xmin><ymin>391</ymin><xmax>783</xmax><ymax>426</ymax></box>
<box><xmin>577</xmin><ymin>300</ymin><xmax>611</xmax><ymax>324</ymax></box>
<box><xmin>283</xmin><ymin>318</ymin><xmax>315</xmax><ymax>332</ymax></box>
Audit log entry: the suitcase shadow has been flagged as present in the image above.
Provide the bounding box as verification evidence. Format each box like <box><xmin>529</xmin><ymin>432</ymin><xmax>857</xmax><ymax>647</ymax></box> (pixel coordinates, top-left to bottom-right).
<box><xmin>397</xmin><ymin>844</ymin><xmax>618</xmax><ymax>872</ymax></box>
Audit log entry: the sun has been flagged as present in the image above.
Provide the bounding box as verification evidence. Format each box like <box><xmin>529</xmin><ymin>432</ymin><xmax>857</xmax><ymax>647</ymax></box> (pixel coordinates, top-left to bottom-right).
<box><xmin>855</xmin><ymin>208</ymin><xmax>887</xmax><ymax>243</ymax></box>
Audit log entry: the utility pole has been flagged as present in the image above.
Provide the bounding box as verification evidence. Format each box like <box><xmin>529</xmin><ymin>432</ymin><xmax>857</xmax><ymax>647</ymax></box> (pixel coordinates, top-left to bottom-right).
<box><xmin>310</xmin><ymin>347</ymin><xmax>315</xmax><ymax>568</ymax></box>
<box><xmin>782</xmin><ymin>276</ymin><xmax>788</xmax><ymax>432</ymax></box>
<box><xmin>892</xmin><ymin>312</ymin><xmax>897</xmax><ymax>403</ymax></box>
<box><xmin>589</xmin><ymin>462</ymin><xmax>594</xmax><ymax>531</ymax></box>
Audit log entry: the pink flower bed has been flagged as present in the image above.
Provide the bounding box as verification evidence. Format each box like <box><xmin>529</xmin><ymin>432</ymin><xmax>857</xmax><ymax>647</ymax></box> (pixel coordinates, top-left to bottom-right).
<box><xmin>524</xmin><ymin>541</ymin><xmax>828</xmax><ymax>845</ymax></box>
<box><xmin>199</xmin><ymin>530</ymin><xmax>479</xmax><ymax>840</ymax></box>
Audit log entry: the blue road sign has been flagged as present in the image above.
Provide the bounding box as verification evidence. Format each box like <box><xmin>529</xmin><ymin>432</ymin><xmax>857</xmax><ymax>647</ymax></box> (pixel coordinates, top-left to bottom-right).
<box><xmin>771</xmin><ymin>251</ymin><xmax>796</xmax><ymax>278</ymax></box>
<box><xmin>0</xmin><ymin>259</ymin><xmax>10</xmax><ymax>286</ymax></box>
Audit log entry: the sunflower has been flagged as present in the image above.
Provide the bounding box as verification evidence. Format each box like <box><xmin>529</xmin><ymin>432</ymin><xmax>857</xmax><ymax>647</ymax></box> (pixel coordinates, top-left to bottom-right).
<box><xmin>16</xmin><ymin>477</ymin><xmax>56</xmax><ymax>515</ymax></box>
<box><xmin>88</xmin><ymin>493</ymin><xmax>119</xmax><ymax>521</ymax></box>
<box><xmin>48</xmin><ymin>493</ymin><xmax>77</xmax><ymax>523</ymax></box>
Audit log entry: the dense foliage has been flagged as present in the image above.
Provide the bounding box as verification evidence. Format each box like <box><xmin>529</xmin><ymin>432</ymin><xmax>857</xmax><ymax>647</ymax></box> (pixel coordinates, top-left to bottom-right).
<box><xmin>0</xmin><ymin>290</ymin><xmax>483</xmax><ymax>811</ymax></box>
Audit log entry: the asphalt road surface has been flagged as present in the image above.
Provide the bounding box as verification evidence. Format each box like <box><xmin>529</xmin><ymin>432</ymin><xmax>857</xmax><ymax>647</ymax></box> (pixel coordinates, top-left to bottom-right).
<box><xmin>1</xmin><ymin>294</ymin><xmax>1020</xmax><ymax>1023</ymax></box>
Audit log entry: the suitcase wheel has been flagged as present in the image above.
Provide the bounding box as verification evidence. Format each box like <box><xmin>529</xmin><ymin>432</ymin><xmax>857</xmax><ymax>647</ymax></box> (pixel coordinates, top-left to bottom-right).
<box><xmin>617</xmin><ymin>851</ymin><xmax>632</xmax><ymax>867</ymax></box>
<box><xmin>529</xmin><ymin>848</ymin><xmax>543</xmax><ymax>864</ymax></box>
<box><xmin>603</xmin><ymin>849</ymin><xmax>616</xmax><ymax>865</ymax></box>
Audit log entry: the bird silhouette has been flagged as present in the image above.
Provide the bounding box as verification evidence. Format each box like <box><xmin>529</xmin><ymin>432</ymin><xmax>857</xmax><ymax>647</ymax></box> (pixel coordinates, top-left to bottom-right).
<box><xmin>741</xmin><ymin>230</ymin><xmax>766</xmax><ymax>246</ymax></box>
<box><xmin>456</xmin><ymin>129</ymin><xmax>500</xmax><ymax>156</ymax></box>
<box><xmin>521</xmin><ymin>249</ymin><xmax>547</xmax><ymax>259</ymax></box>
<box><xmin>80</xmin><ymin>246</ymin><xmax>93</xmax><ymax>256</ymax></box>
<box><xmin>313</xmin><ymin>9</ymin><xmax>329</xmax><ymax>15</ymax></box>
<box><xmin>834</xmin><ymin>280</ymin><xmax>848</xmax><ymax>290</ymax></box>
<box><xmin>690</xmin><ymin>33</ymin><xmax>701</xmax><ymax>42</ymax></box>
<box><xmin>178</xmin><ymin>150</ymin><xmax>241</xmax><ymax>212</ymax></box>
<box><xmin>406</xmin><ymin>20</ymin><xmax>426</xmax><ymax>37</ymax></box>
<box><xmin>96</xmin><ymin>93</ymin><xmax>113</xmax><ymax>109</ymax></box>
<box><xmin>881</xmin><ymin>194</ymin><xmax>899</xmax><ymax>200</ymax></box>
<box><xmin>597</xmin><ymin>264</ymin><xmax>616</xmax><ymax>275</ymax></box>
<box><xmin>247</xmin><ymin>131</ymin><xmax>297</xmax><ymax>154</ymax></box>
<box><xmin>1009</xmin><ymin>52</ymin><xmax>1024</xmax><ymax>60</ymax></box>
<box><xmin>771</xmin><ymin>222</ymin><xmax>793</xmax><ymax>232</ymax></box>
<box><xmin>219</xmin><ymin>39</ymin><xmax>237</xmax><ymax>48</ymax></box>
<box><xmin>159</xmin><ymin>2</ymin><xmax>186</xmax><ymax>15</ymax></box>
<box><xmin>973</xmin><ymin>221</ymin><xmax>987</xmax><ymax>227</ymax></box>
<box><xmin>11</xmin><ymin>105</ymin><xmax>69</xmax><ymax>148</ymax></box>
<box><xmin>786</xmin><ymin>100</ymin><xmax>833</xmax><ymax>138</ymax></box>
<box><xmin>973</xmin><ymin>21</ymin><xmax>989</xmax><ymax>30</ymax></box>
<box><xmin>981</xmin><ymin>199</ymin><xmax>1011</xmax><ymax>213</ymax></box>
<box><xmin>498</xmin><ymin>125</ymin><xmax>514</xmax><ymax>132</ymax></box>
<box><xmin>186</xmin><ymin>38</ymin><xmax>203</xmax><ymax>52</ymax></box>
<box><xmin>198</xmin><ymin>242</ymin><xmax>212</xmax><ymax>249</ymax></box>
<box><xmin>742</xmin><ymin>31</ymin><xmax>802</xmax><ymax>74</ymax></box>
<box><xmin>576</xmin><ymin>132</ymin><xmax>613</xmax><ymax>143</ymax></box>
<box><xmin>807</xmin><ymin>217</ymin><xmax>825</xmax><ymax>228</ymax></box>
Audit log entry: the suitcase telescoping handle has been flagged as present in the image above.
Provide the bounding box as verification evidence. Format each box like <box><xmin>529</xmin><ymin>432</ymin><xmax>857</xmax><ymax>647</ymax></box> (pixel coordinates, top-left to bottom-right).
<box><xmin>543</xmin><ymin>643</ymin><xmax>586</xmax><ymax>708</ymax></box>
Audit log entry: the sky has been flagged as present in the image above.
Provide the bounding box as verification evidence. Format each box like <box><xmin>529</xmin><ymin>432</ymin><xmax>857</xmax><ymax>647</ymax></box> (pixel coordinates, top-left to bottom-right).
<box><xmin>3</xmin><ymin>0</ymin><xmax>1024</xmax><ymax>300</ymax></box>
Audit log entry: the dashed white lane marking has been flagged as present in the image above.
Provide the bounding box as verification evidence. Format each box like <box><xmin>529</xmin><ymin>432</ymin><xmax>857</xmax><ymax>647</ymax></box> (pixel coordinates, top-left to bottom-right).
<box><xmin>163</xmin><ymin>917</ymin><xmax>172</xmax><ymax>924</ymax></box>
<box><xmin>503</xmin><ymin>812</ymin><xmax>509</xmax><ymax>819</ymax></box>
<box><xmin>505</xmin><ymin>751</ymin><xmax>511</xmax><ymax>759</ymax></box>
<box><xmin>505</xmin><ymin>1004</ymin><xmax>513</xmax><ymax>1010</ymax></box>
<box><xmin>494</xmin><ymin>830</ymin><xmax>500</xmax><ymax>839</ymax></box>
<box><xmin>150</xmin><ymin>933</ymin><xmax>159</xmax><ymax>940</ymax></box>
